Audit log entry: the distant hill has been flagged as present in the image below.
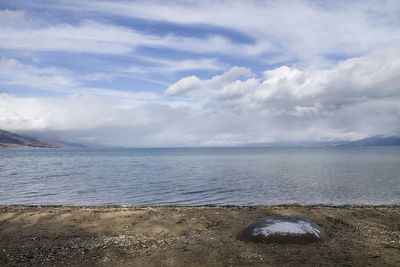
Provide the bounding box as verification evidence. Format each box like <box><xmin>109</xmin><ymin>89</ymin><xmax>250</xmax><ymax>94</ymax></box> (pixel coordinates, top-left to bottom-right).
<box><xmin>243</xmin><ymin>135</ymin><xmax>400</xmax><ymax>147</ymax></box>
<box><xmin>338</xmin><ymin>136</ymin><xmax>400</xmax><ymax>146</ymax></box>
<box><xmin>2</xmin><ymin>128</ymin><xmax>399</xmax><ymax>148</ymax></box>
<box><xmin>0</xmin><ymin>129</ymin><xmax>69</xmax><ymax>148</ymax></box>
<box><xmin>244</xmin><ymin>140</ymin><xmax>346</xmax><ymax>147</ymax></box>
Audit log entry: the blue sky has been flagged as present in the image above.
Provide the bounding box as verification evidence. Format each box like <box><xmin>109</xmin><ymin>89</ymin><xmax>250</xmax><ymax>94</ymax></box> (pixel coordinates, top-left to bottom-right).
<box><xmin>1</xmin><ymin>0</ymin><xmax>400</xmax><ymax>146</ymax></box>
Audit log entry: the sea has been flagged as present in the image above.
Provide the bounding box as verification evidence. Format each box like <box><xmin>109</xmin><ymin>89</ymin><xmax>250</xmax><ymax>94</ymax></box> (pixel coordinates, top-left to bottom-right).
<box><xmin>0</xmin><ymin>147</ymin><xmax>399</xmax><ymax>206</ymax></box>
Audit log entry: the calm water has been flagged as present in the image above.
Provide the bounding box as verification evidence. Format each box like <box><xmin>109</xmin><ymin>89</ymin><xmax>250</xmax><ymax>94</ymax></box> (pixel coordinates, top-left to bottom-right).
<box><xmin>0</xmin><ymin>147</ymin><xmax>399</xmax><ymax>206</ymax></box>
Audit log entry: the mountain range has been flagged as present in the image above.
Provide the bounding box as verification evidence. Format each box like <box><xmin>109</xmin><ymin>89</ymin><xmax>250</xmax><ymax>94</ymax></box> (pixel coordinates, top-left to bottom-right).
<box><xmin>1</xmin><ymin>129</ymin><xmax>400</xmax><ymax>148</ymax></box>
<box><xmin>243</xmin><ymin>135</ymin><xmax>400</xmax><ymax>147</ymax></box>
<box><xmin>0</xmin><ymin>129</ymin><xmax>69</xmax><ymax>148</ymax></box>
<box><xmin>337</xmin><ymin>135</ymin><xmax>400</xmax><ymax>146</ymax></box>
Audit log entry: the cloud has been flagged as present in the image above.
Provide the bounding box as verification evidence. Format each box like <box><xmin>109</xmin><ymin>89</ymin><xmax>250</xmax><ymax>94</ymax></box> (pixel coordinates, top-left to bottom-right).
<box><xmin>218</xmin><ymin>78</ymin><xmax>260</xmax><ymax>100</ymax></box>
<box><xmin>0</xmin><ymin>92</ymin><xmax>198</xmax><ymax>146</ymax></box>
<box><xmin>2</xmin><ymin>1</ymin><xmax>399</xmax><ymax>85</ymax></box>
<box><xmin>125</xmin><ymin>57</ymin><xmax>224</xmax><ymax>74</ymax></box>
<box><xmin>1</xmin><ymin>45</ymin><xmax>399</xmax><ymax>146</ymax></box>
<box><xmin>169</xmin><ymin>44</ymin><xmax>400</xmax><ymax>102</ymax></box>
<box><xmin>165</xmin><ymin>66</ymin><xmax>252</xmax><ymax>96</ymax></box>
<box><xmin>0</xmin><ymin>10</ymin><xmax>258</xmax><ymax>57</ymax></box>
<box><xmin>163</xmin><ymin>45</ymin><xmax>400</xmax><ymax>143</ymax></box>
<box><xmin>42</xmin><ymin>0</ymin><xmax>400</xmax><ymax>62</ymax></box>
<box><xmin>0</xmin><ymin>57</ymin><xmax>169</xmax><ymax>100</ymax></box>
<box><xmin>164</xmin><ymin>76</ymin><xmax>201</xmax><ymax>96</ymax></box>
<box><xmin>0</xmin><ymin>57</ymin><xmax>78</xmax><ymax>92</ymax></box>
<box><xmin>1</xmin><ymin>2</ymin><xmax>400</xmax><ymax>146</ymax></box>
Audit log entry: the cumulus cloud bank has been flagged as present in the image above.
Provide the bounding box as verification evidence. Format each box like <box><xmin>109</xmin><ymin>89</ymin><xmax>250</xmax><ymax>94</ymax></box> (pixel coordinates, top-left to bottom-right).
<box><xmin>168</xmin><ymin>45</ymin><xmax>400</xmax><ymax>105</ymax></box>
<box><xmin>1</xmin><ymin>45</ymin><xmax>399</xmax><ymax>146</ymax></box>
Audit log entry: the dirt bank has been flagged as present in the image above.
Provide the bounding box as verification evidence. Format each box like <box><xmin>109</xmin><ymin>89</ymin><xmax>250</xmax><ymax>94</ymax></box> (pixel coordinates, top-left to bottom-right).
<box><xmin>1</xmin><ymin>205</ymin><xmax>399</xmax><ymax>266</ymax></box>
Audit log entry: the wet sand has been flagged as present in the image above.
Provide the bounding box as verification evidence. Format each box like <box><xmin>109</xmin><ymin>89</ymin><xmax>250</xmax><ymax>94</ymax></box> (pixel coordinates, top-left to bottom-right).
<box><xmin>1</xmin><ymin>205</ymin><xmax>399</xmax><ymax>266</ymax></box>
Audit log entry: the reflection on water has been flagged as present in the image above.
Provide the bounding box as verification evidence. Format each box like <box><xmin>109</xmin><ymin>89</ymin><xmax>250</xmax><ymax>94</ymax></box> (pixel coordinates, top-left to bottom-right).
<box><xmin>0</xmin><ymin>147</ymin><xmax>399</xmax><ymax>205</ymax></box>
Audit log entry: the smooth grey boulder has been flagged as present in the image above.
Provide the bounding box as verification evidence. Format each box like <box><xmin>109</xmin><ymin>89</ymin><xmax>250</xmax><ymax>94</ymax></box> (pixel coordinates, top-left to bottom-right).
<box><xmin>236</xmin><ymin>215</ymin><xmax>329</xmax><ymax>244</ymax></box>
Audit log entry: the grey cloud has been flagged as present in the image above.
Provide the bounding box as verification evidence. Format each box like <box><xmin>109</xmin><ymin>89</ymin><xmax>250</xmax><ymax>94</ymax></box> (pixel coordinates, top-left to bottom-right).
<box><xmin>162</xmin><ymin>45</ymin><xmax>400</xmax><ymax>144</ymax></box>
<box><xmin>1</xmin><ymin>46</ymin><xmax>400</xmax><ymax>146</ymax></box>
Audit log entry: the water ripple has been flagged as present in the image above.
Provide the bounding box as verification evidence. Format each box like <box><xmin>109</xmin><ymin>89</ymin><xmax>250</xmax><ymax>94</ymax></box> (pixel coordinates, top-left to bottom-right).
<box><xmin>1</xmin><ymin>147</ymin><xmax>400</xmax><ymax>205</ymax></box>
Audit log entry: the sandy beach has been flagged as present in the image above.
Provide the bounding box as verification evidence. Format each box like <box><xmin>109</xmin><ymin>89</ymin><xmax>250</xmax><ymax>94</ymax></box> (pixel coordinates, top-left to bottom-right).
<box><xmin>0</xmin><ymin>205</ymin><xmax>399</xmax><ymax>266</ymax></box>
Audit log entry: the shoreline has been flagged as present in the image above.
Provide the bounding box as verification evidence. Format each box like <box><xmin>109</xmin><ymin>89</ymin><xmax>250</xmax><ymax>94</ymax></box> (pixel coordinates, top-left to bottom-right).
<box><xmin>1</xmin><ymin>205</ymin><xmax>399</xmax><ymax>266</ymax></box>
<box><xmin>2</xmin><ymin>203</ymin><xmax>400</xmax><ymax>207</ymax></box>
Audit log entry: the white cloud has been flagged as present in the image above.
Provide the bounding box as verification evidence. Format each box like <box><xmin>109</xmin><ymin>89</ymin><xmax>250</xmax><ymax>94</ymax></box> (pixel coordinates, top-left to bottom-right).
<box><xmin>218</xmin><ymin>78</ymin><xmax>259</xmax><ymax>100</ymax></box>
<box><xmin>5</xmin><ymin>1</ymin><xmax>400</xmax><ymax>63</ymax></box>
<box><xmin>2</xmin><ymin>45</ymin><xmax>399</xmax><ymax>146</ymax></box>
<box><xmin>164</xmin><ymin>76</ymin><xmax>201</xmax><ymax>96</ymax></box>
<box><xmin>79</xmin><ymin>57</ymin><xmax>225</xmax><ymax>87</ymax></box>
<box><xmin>0</xmin><ymin>10</ymin><xmax>258</xmax><ymax>56</ymax></box>
<box><xmin>162</xmin><ymin>45</ymin><xmax>400</xmax><ymax>144</ymax></box>
<box><xmin>1</xmin><ymin>2</ymin><xmax>400</xmax><ymax>146</ymax></box>
<box><xmin>165</xmin><ymin>66</ymin><xmax>252</xmax><ymax>96</ymax></box>
<box><xmin>0</xmin><ymin>57</ymin><xmax>169</xmax><ymax>100</ymax></box>
<box><xmin>46</xmin><ymin>0</ymin><xmax>400</xmax><ymax>62</ymax></box>
<box><xmin>125</xmin><ymin>57</ymin><xmax>224</xmax><ymax>74</ymax></box>
<box><xmin>0</xmin><ymin>92</ymin><xmax>198</xmax><ymax>146</ymax></box>
<box><xmin>0</xmin><ymin>9</ymin><xmax>31</xmax><ymax>27</ymax></box>
<box><xmin>0</xmin><ymin>57</ymin><xmax>78</xmax><ymax>92</ymax></box>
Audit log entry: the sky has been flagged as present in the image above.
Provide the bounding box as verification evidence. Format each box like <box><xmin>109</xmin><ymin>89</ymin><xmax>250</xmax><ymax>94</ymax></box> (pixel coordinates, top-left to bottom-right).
<box><xmin>0</xmin><ymin>0</ymin><xmax>400</xmax><ymax>147</ymax></box>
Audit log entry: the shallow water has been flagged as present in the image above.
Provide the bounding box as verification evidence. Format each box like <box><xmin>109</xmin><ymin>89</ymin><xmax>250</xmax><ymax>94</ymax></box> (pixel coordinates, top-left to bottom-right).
<box><xmin>0</xmin><ymin>147</ymin><xmax>399</xmax><ymax>206</ymax></box>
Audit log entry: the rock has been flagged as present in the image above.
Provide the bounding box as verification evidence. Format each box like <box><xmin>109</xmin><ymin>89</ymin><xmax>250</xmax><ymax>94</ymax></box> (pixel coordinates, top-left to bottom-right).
<box><xmin>236</xmin><ymin>215</ymin><xmax>329</xmax><ymax>244</ymax></box>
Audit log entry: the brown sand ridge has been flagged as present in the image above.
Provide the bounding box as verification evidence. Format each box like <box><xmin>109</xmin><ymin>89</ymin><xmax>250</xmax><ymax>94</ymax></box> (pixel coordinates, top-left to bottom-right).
<box><xmin>1</xmin><ymin>205</ymin><xmax>399</xmax><ymax>266</ymax></box>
